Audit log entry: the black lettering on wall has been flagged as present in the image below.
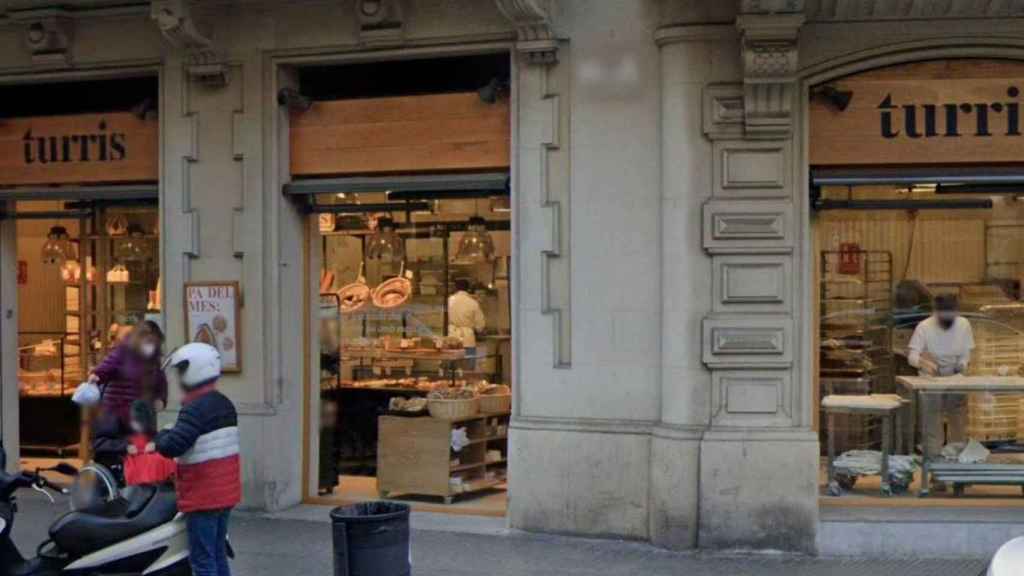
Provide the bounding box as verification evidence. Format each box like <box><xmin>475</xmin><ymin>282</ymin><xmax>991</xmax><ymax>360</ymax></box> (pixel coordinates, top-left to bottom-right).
<box><xmin>22</xmin><ymin>130</ymin><xmax>34</xmax><ymax>164</ymax></box>
<box><xmin>1008</xmin><ymin>86</ymin><xmax>1021</xmax><ymax>136</ymax></box>
<box><xmin>110</xmin><ymin>133</ymin><xmax>126</xmax><ymax>161</ymax></box>
<box><xmin>879</xmin><ymin>94</ymin><xmax>900</xmax><ymax>138</ymax></box>
<box><xmin>77</xmin><ymin>133</ymin><xmax>90</xmax><ymax>162</ymax></box>
<box><xmin>36</xmin><ymin>137</ymin><xmax>48</xmax><ymax>164</ymax></box>
<box><xmin>922</xmin><ymin>104</ymin><xmax>938</xmax><ymax>137</ymax></box>
<box><xmin>974</xmin><ymin>103</ymin><xmax>992</xmax><ymax>136</ymax></box>
<box><xmin>943</xmin><ymin>103</ymin><xmax>961</xmax><ymax>137</ymax></box>
<box><xmin>903</xmin><ymin>105</ymin><xmax>922</xmax><ymax>138</ymax></box>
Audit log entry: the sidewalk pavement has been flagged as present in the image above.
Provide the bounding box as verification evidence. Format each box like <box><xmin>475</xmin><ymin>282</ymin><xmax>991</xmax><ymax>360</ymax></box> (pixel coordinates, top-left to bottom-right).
<box><xmin>14</xmin><ymin>493</ymin><xmax>989</xmax><ymax>576</ymax></box>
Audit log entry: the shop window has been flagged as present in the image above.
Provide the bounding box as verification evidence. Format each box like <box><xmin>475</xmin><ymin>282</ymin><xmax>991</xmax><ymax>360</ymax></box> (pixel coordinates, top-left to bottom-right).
<box><xmin>811</xmin><ymin>59</ymin><xmax>1024</xmax><ymax>503</ymax></box>
<box><xmin>314</xmin><ymin>193</ymin><xmax>511</xmax><ymax>509</ymax></box>
<box><xmin>2</xmin><ymin>75</ymin><xmax>161</xmax><ymax>470</ymax></box>
<box><xmin>18</xmin><ymin>202</ymin><xmax>161</xmax><ymax>460</ymax></box>
<box><xmin>296</xmin><ymin>54</ymin><xmax>513</xmax><ymax>511</ymax></box>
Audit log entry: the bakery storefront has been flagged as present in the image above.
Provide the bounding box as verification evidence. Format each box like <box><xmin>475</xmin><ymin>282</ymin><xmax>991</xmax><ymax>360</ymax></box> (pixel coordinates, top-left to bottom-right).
<box><xmin>284</xmin><ymin>54</ymin><xmax>515</xmax><ymax>513</ymax></box>
<box><xmin>0</xmin><ymin>76</ymin><xmax>161</xmax><ymax>471</ymax></box>
<box><xmin>811</xmin><ymin>60</ymin><xmax>1024</xmax><ymax>502</ymax></box>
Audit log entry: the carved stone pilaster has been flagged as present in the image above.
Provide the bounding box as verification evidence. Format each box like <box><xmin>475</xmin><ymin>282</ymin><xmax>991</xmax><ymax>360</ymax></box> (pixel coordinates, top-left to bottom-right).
<box><xmin>151</xmin><ymin>0</ymin><xmax>229</xmax><ymax>87</ymax></box>
<box><xmin>9</xmin><ymin>8</ymin><xmax>74</xmax><ymax>67</ymax></box>
<box><xmin>735</xmin><ymin>13</ymin><xmax>804</xmax><ymax>139</ymax></box>
<box><xmin>495</xmin><ymin>0</ymin><xmax>558</xmax><ymax>65</ymax></box>
<box><xmin>356</xmin><ymin>0</ymin><xmax>405</xmax><ymax>47</ymax></box>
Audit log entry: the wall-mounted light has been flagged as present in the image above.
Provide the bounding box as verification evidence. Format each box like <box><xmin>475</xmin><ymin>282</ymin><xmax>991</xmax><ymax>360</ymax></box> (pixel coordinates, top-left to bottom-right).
<box><xmin>813</xmin><ymin>85</ymin><xmax>853</xmax><ymax>111</ymax></box>
<box><xmin>478</xmin><ymin>77</ymin><xmax>510</xmax><ymax>104</ymax></box>
<box><xmin>277</xmin><ymin>87</ymin><xmax>312</xmax><ymax>112</ymax></box>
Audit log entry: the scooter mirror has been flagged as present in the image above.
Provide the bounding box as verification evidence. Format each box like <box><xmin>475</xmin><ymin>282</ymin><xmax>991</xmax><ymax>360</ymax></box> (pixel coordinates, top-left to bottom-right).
<box><xmin>54</xmin><ymin>463</ymin><xmax>79</xmax><ymax>476</ymax></box>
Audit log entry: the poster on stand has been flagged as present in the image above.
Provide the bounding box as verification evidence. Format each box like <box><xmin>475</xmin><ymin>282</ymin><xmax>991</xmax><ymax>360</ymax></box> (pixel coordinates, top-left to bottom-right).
<box><xmin>184</xmin><ymin>281</ymin><xmax>241</xmax><ymax>372</ymax></box>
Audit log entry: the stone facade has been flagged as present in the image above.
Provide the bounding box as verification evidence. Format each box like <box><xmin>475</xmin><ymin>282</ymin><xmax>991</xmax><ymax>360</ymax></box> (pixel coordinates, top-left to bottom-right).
<box><xmin>0</xmin><ymin>0</ymin><xmax>1021</xmax><ymax>554</ymax></box>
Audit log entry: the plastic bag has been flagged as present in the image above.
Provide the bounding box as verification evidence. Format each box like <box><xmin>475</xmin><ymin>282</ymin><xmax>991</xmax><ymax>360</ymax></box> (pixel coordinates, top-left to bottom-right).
<box><xmin>124</xmin><ymin>437</ymin><xmax>176</xmax><ymax>486</ymax></box>
<box><xmin>124</xmin><ymin>453</ymin><xmax>177</xmax><ymax>486</ymax></box>
<box><xmin>71</xmin><ymin>380</ymin><xmax>101</xmax><ymax>406</ymax></box>
<box><xmin>450</xmin><ymin>427</ymin><xmax>470</xmax><ymax>453</ymax></box>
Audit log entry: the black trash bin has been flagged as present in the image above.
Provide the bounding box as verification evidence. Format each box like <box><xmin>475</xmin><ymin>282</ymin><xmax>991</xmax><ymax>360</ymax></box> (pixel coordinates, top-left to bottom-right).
<box><xmin>330</xmin><ymin>502</ymin><xmax>411</xmax><ymax>576</ymax></box>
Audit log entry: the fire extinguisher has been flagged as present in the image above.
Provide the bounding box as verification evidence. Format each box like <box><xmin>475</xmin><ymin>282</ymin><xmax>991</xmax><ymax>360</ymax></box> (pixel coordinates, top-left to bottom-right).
<box><xmin>838</xmin><ymin>242</ymin><xmax>862</xmax><ymax>275</ymax></box>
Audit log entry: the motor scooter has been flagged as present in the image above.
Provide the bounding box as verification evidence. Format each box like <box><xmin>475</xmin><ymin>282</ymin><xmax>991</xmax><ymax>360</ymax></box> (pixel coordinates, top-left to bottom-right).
<box><xmin>0</xmin><ymin>447</ymin><xmax>191</xmax><ymax>576</ymax></box>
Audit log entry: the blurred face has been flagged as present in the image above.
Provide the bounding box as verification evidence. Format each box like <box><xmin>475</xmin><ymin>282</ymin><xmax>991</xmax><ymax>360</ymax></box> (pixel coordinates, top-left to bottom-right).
<box><xmin>135</xmin><ymin>332</ymin><xmax>161</xmax><ymax>359</ymax></box>
<box><xmin>936</xmin><ymin>309</ymin><xmax>958</xmax><ymax>330</ymax></box>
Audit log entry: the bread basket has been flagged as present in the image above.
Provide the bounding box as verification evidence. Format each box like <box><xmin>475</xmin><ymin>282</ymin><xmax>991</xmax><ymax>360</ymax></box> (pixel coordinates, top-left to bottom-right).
<box><xmin>479</xmin><ymin>394</ymin><xmax>511</xmax><ymax>414</ymax></box>
<box><xmin>427</xmin><ymin>397</ymin><xmax>479</xmax><ymax>420</ymax></box>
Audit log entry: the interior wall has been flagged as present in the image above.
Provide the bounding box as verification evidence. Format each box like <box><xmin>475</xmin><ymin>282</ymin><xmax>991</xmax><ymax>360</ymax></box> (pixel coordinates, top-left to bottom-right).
<box><xmin>16</xmin><ymin>208</ymin><xmax>78</xmax><ymax>336</ymax></box>
<box><xmin>817</xmin><ymin>191</ymin><xmax>1024</xmax><ymax>288</ymax></box>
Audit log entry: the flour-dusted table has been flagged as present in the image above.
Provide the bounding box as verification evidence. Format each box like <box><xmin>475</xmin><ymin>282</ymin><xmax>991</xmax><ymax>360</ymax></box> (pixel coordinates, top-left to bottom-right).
<box><xmin>822</xmin><ymin>394</ymin><xmax>905</xmax><ymax>496</ymax></box>
<box><xmin>896</xmin><ymin>375</ymin><xmax>1024</xmax><ymax>496</ymax></box>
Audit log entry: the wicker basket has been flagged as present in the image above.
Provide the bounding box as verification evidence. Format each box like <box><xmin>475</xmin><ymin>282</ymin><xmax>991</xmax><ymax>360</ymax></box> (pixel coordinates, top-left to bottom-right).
<box><xmin>428</xmin><ymin>397</ymin><xmax>479</xmax><ymax>420</ymax></box>
<box><xmin>479</xmin><ymin>394</ymin><xmax>511</xmax><ymax>414</ymax></box>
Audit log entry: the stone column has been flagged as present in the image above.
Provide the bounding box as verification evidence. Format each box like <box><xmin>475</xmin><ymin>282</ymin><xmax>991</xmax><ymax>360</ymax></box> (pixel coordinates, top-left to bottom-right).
<box><xmin>695</xmin><ymin>4</ymin><xmax>819</xmax><ymax>553</ymax></box>
<box><xmin>652</xmin><ymin>22</ymin><xmax>744</xmax><ymax>550</ymax></box>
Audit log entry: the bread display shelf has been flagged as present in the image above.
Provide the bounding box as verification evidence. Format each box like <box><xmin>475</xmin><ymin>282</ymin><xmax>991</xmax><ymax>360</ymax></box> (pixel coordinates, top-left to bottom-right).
<box><xmin>341</xmin><ymin>348</ymin><xmax>466</xmax><ymax>361</ymax></box>
<box><xmin>377</xmin><ymin>412</ymin><xmax>510</xmax><ymax>504</ymax></box>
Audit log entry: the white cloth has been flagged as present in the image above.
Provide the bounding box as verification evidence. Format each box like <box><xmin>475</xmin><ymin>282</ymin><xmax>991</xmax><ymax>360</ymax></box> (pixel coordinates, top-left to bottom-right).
<box><xmin>908</xmin><ymin>316</ymin><xmax>974</xmax><ymax>376</ymax></box>
<box><xmin>448</xmin><ymin>290</ymin><xmax>485</xmax><ymax>347</ymax></box>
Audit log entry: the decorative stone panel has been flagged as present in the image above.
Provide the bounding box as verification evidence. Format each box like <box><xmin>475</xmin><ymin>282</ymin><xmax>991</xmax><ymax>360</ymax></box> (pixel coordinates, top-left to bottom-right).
<box><xmin>703</xmin><ymin>84</ymin><xmax>745</xmax><ymax>141</ymax></box>
<box><xmin>702</xmin><ymin>316</ymin><xmax>792</xmax><ymax>369</ymax></box>
<box><xmin>713</xmin><ymin>255</ymin><xmax>791</xmax><ymax>313</ymax></box>
<box><xmin>713</xmin><ymin>140</ymin><xmax>790</xmax><ymax>198</ymax></box>
<box><xmin>703</xmin><ymin>200</ymin><xmax>793</xmax><ymax>254</ymax></box>
<box><xmin>711</xmin><ymin>370</ymin><xmax>792</xmax><ymax>427</ymax></box>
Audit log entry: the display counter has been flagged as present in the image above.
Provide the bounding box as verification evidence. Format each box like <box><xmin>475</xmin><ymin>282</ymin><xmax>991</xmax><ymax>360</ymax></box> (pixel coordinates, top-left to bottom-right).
<box><xmin>377</xmin><ymin>411</ymin><xmax>510</xmax><ymax>503</ymax></box>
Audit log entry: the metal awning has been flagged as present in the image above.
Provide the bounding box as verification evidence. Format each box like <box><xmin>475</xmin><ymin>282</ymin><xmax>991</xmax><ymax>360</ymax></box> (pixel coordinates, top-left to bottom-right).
<box><xmin>0</xmin><ymin>184</ymin><xmax>158</xmax><ymax>202</ymax></box>
<box><xmin>809</xmin><ymin>167</ymin><xmax>1024</xmax><ymax>211</ymax></box>
<box><xmin>283</xmin><ymin>172</ymin><xmax>509</xmax><ymax>198</ymax></box>
<box><xmin>0</xmin><ymin>184</ymin><xmax>158</xmax><ymax>219</ymax></box>
<box><xmin>810</xmin><ymin>166</ymin><xmax>1024</xmax><ymax>187</ymax></box>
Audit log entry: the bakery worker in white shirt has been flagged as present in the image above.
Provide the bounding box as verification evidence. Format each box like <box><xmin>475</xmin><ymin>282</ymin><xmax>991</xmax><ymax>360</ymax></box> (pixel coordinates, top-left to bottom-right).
<box><xmin>908</xmin><ymin>293</ymin><xmax>975</xmax><ymax>457</ymax></box>
<box><xmin>448</xmin><ymin>278</ymin><xmax>486</xmax><ymax>363</ymax></box>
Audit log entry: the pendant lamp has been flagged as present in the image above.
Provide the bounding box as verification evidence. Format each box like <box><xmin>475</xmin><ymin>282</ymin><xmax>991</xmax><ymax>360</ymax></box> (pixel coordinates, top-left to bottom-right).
<box><xmin>454</xmin><ymin>216</ymin><xmax>496</xmax><ymax>263</ymax></box>
<box><xmin>41</xmin><ymin>226</ymin><xmax>76</xmax><ymax>266</ymax></box>
<box><xmin>366</xmin><ymin>217</ymin><xmax>405</xmax><ymax>262</ymax></box>
<box><xmin>114</xmin><ymin>224</ymin><xmax>152</xmax><ymax>262</ymax></box>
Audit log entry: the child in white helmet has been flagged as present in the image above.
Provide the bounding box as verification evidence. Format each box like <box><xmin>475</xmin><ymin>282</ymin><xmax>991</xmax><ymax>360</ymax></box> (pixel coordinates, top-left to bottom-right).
<box><xmin>151</xmin><ymin>343</ymin><xmax>240</xmax><ymax>576</ymax></box>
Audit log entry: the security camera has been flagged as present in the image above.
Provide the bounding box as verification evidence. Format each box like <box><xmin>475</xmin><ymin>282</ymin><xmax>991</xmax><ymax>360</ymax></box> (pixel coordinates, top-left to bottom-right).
<box><xmin>277</xmin><ymin>87</ymin><xmax>312</xmax><ymax>111</ymax></box>
<box><xmin>478</xmin><ymin>78</ymin><xmax>510</xmax><ymax>104</ymax></box>
<box><xmin>814</xmin><ymin>85</ymin><xmax>854</xmax><ymax>111</ymax></box>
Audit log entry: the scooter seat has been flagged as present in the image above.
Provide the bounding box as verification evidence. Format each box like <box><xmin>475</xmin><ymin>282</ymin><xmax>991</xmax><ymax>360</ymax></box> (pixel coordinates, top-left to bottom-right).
<box><xmin>49</xmin><ymin>483</ymin><xmax>178</xmax><ymax>557</ymax></box>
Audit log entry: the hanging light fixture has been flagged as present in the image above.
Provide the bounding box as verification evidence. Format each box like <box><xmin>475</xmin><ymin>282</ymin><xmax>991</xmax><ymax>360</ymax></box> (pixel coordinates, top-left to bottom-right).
<box><xmin>105</xmin><ymin>213</ymin><xmax>129</xmax><ymax>236</ymax></box>
<box><xmin>114</xmin><ymin>224</ymin><xmax>152</xmax><ymax>262</ymax></box>
<box><xmin>454</xmin><ymin>216</ymin><xmax>496</xmax><ymax>263</ymax></box>
<box><xmin>41</xmin><ymin>226</ymin><xmax>76</xmax><ymax>266</ymax></box>
<box><xmin>365</xmin><ymin>217</ymin><xmax>405</xmax><ymax>262</ymax></box>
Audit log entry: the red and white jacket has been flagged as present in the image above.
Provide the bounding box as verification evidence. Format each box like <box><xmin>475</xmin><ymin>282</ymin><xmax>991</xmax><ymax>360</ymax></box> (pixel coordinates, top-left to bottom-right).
<box><xmin>155</xmin><ymin>383</ymin><xmax>241</xmax><ymax>513</ymax></box>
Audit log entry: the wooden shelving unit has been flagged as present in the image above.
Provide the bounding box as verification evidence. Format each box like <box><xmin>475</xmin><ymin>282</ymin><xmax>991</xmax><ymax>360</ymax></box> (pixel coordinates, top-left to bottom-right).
<box><xmin>377</xmin><ymin>412</ymin><xmax>509</xmax><ymax>504</ymax></box>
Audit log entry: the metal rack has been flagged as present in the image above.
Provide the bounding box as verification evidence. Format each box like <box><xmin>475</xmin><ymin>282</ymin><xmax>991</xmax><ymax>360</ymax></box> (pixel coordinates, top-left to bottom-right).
<box><xmin>819</xmin><ymin>250</ymin><xmax>894</xmax><ymax>453</ymax></box>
